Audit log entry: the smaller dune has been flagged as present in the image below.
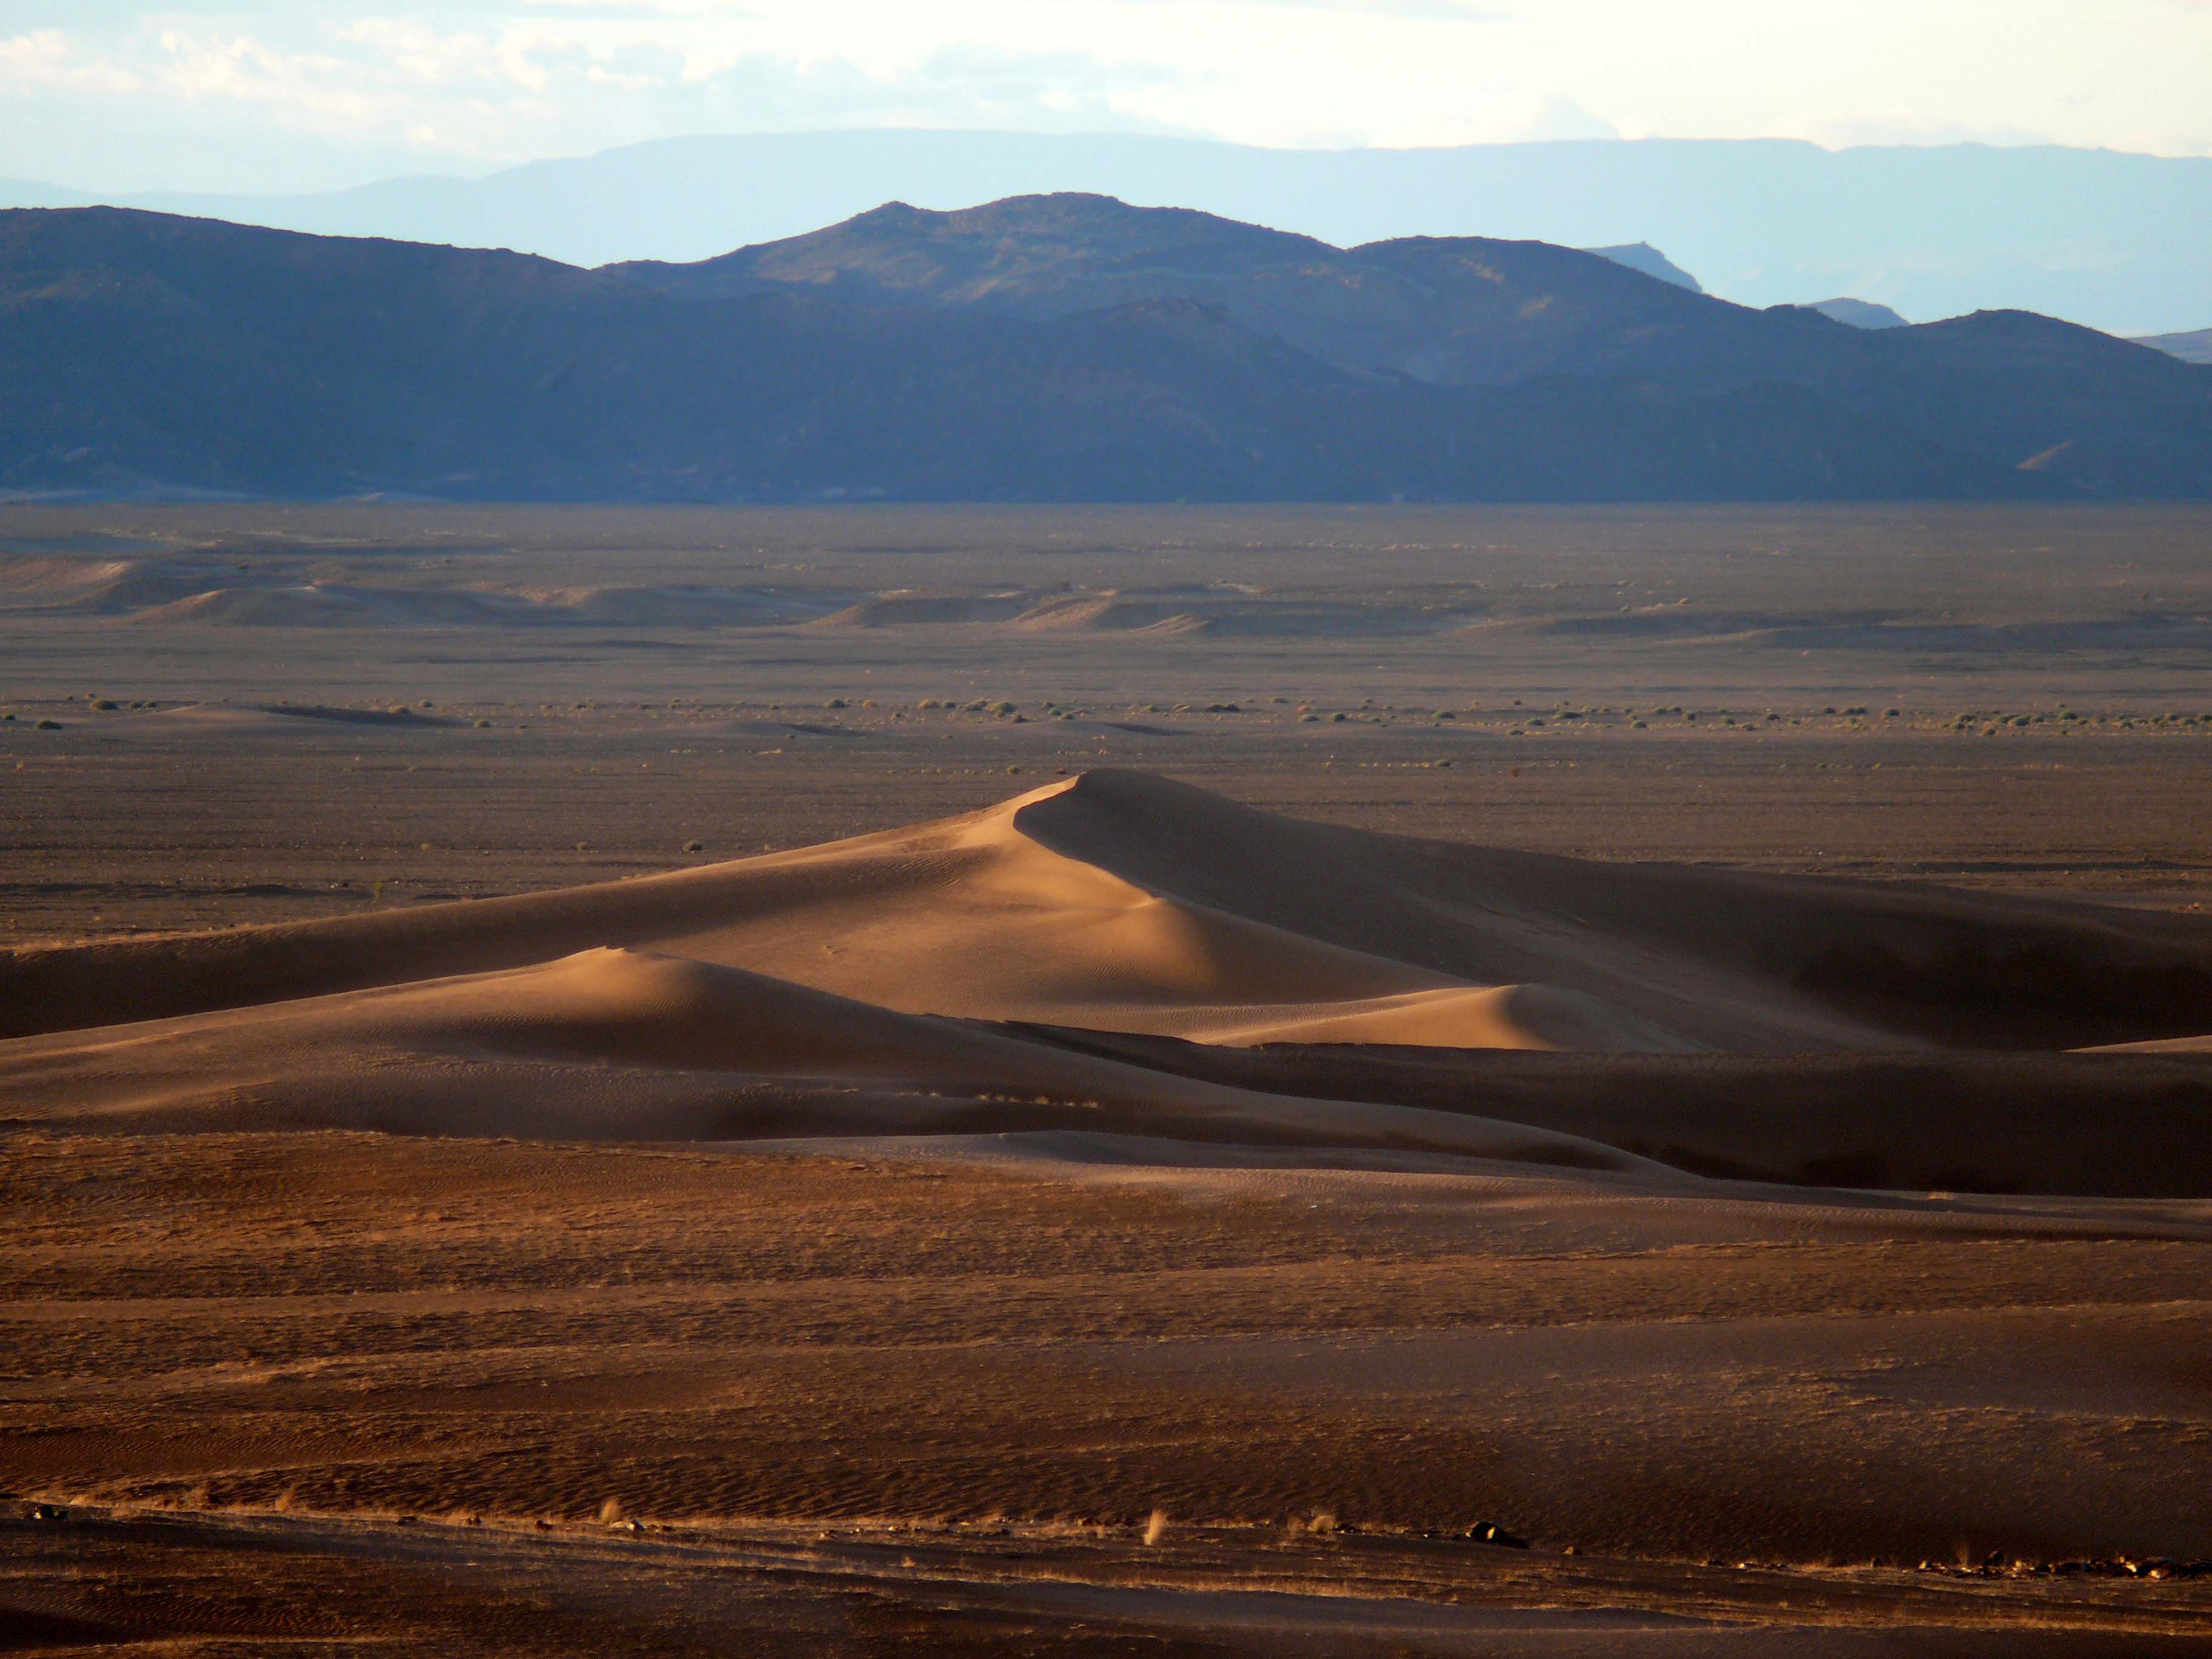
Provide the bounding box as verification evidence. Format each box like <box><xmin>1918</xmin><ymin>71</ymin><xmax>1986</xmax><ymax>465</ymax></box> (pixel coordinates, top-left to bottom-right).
<box><xmin>1128</xmin><ymin>612</ymin><xmax>1211</xmax><ymax>635</ymax></box>
<box><xmin>0</xmin><ymin>555</ymin><xmax>142</xmax><ymax>598</ymax></box>
<box><xmin>806</xmin><ymin>594</ymin><xmax>1039</xmax><ymax>628</ymax></box>
<box><xmin>0</xmin><ymin>945</ymin><xmax>1655</xmax><ymax>1170</ymax></box>
<box><xmin>1008</xmin><ymin>594</ymin><xmax>1178</xmax><ymax>631</ymax></box>
<box><xmin>128</xmin><ymin>585</ymin><xmax>523</xmax><ymax>628</ymax></box>
<box><xmin>508</xmin><ymin>584</ymin><xmax>842</xmax><ymax>627</ymax></box>
<box><xmin>0</xmin><ymin>555</ymin><xmax>235</xmax><ymax>613</ymax></box>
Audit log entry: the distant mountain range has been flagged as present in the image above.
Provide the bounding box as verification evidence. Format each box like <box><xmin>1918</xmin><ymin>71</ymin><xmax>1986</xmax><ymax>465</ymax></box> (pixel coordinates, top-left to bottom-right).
<box><xmin>8</xmin><ymin>131</ymin><xmax>2212</xmax><ymax>335</ymax></box>
<box><xmin>3</xmin><ymin>195</ymin><xmax>2207</xmax><ymax>503</ymax></box>
<box><xmin>1583</xmin><ymin>254</ymin><xmax>1911</xmax><ymax>333</ymax></box>
<box><xmin>1584</xmin><ymin>244</ymin><xmax>1703</xmax><ymax>293</ymax></box>
<box><xmin>2136</xmin><ymin>327</ymin><xmax>2212</xmax><ymax>365</ymax></box>
<box><xmin>1808</xmin><ymin>298</ymin><xmax>1911</xmax><ymax>330</ymax></box>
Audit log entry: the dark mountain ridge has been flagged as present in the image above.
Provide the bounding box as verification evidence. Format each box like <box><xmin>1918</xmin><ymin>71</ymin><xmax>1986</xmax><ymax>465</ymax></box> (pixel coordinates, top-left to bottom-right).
<box><xmin>614</xmin><ymin>192</ymin><xmax>2208</xmax><ymax>414</ymax></box>
<box><xmin>3</xmin><ymin>197</ymin><xmax>2205</xmax><ymax>503</ymax></box>
<box><xmin>611</xmin><ymin>193</ymin><xmax>2212</xmax><ymax>497</ymax></box>
<box><xmin>13</xmin><ymin>132</ymin><xmax>2210</xmax><ymax>333</ymax></box>
<box><xmin>610</xmin><ymin>194</ymin><xmax>1786</xmax><ymax>390</ymax></box>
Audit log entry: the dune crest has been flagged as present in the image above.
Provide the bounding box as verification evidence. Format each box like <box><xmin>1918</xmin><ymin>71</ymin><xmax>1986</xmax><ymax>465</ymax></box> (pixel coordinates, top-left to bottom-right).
<box><xmin>6</xmin><ymin>769</ymin><xmax>2212</xmax><ymax>1188</ymax></box>
<box><xmin>9</xmin><ymin>767</ymin><xmax>2212</xmax><ymax>1056</ymax></box>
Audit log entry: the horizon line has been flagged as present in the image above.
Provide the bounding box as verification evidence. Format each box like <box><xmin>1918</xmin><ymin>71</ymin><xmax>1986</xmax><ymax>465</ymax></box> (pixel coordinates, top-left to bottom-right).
<box><xmin>19</xmin><ymin>126</ymin><xmax>2211</xmax><ymax>206</ymax></box>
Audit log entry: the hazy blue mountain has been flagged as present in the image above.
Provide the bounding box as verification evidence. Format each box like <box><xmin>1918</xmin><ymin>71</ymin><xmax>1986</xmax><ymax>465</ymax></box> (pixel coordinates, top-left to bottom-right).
<box><xmin>1809</xmin><ymin>298</ymin><xmax>1910</xmax><ymax>329</ymax></box>
<box><xmin>610</xmin><ymin>194</ymin><xmax>1834</xmax><ymax>391</ymax></box>
<box><xmin>6</xmin><ymin>132</ymin><xmax>2210</xmax><ymax>333</ymax></box>
<box><xmin>1585</xmin><ymin>243</ymin><xmax>1703</xmax><ymax>293</ymax></box>
<box><xmin>0</xmin><ymin>178</ymin><xmax>92</xmax><ymax>209</ymax></box>
<box><xmin>4</xmin><ymin>203</ymin><xmax>2205</xmax><ymax>504</ymax></box>
<box><xmin>2136</xmin><ymin>327</ymin><xmax>2212</xmax><ymax>365</ymax></box>
<box><xmin>605</xmin><ymin>192</ymin><xmax>2212</xmax><ymax>495</ymax></box>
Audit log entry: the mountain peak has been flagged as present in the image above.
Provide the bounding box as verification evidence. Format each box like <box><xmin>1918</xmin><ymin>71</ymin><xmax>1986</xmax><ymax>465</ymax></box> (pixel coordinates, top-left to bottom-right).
<box><xmin>768</xmin><ymin>190</ymin><xmax>1325</xmax><ymax>260</ymax></box>
<box><xmin>1583</xmin><ymin>242</ymin><xmax>1704</xmax><ymax>293</ymax></box>
<box><xmin>602</xmin><ymin>190</ymin><xmax>1336</xmax><ymax>312</ymax></box>
<box><xmin>1808</xmin><ymin>297</ymin><xmax>1909</xmax><ymax>330</ymax></box>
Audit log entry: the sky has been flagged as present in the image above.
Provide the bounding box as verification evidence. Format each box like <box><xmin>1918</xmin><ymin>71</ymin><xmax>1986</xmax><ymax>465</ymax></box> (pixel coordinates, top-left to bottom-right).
<box><xmin>7</xmin><ymin>0</ymin><xmax>2212</xmax><ymax>195</ymax></box>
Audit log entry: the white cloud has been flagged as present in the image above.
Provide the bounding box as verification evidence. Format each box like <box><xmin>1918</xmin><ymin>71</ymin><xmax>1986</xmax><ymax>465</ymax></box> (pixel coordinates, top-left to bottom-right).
<box><xmin>0</xmin><ymin>27</ymin><xmax>142</xmax><ymax>93</ymax></box>
<box><xmin>150</xmin><ymin>28</ymin><xmax>372</xmax><ymax>115</ymax></box>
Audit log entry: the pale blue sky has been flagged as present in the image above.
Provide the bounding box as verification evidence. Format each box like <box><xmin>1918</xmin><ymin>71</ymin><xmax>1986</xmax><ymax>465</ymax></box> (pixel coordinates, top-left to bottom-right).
<box><xmin>8</xmin><ymin>0</ymin><xmax>2212</xmax><ymax>193</ymax></box>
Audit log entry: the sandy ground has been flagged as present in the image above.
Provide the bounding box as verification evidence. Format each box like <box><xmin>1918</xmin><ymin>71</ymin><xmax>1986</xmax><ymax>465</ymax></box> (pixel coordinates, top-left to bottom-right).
<box><xmin>4</xmin><ymin>503</ymin><xmax>2212</xmax><ymax>1653</ymax></box>
<box><xmin>6</xmin><ymin>1136</ymin><xmax>2211</xmax><ymax>1652</ymax></box>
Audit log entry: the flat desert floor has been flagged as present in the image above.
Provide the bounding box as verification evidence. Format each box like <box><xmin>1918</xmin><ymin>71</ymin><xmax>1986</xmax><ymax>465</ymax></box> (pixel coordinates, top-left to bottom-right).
<box><xmin>4</xmin><ymin>503</ymin><xmax>2212</xmax><ymax>1654</ymax></box>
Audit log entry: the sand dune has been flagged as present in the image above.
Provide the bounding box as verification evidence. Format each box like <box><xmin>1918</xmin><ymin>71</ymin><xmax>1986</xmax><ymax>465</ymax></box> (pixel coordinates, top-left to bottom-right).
<box><xmin>127</xmin><ymin>584</ymin><xmax>520</xmax><ymax>627</ymax></box>
<box><xmin>13</xmin><ymin>538</ymin><xmax>2204</xmax><ymax>657</ymax></box>
<box><xmin>6</xmin><ymin>770</ymin><xmax>2212</xmax><ymax>1197</ymax></box>
<box><xmin>7</xmin><ymin>557</ymin><xmax>233</xmax><ymax>611</ymax></box>
<box><xmin>0</xmin><ymin>554</ymin><xmax>1474</xmax><ymax>637</ymax></box>
<box><xmin>126</xmin><ymin>581</ymin><xmax>840</xmax><ymax>629</ymax></box>
<box><xmin>0</xmin><ymin>554</ymin><xmax>855</xmax><ymax>629</ymax></box>
<box><xmin>506</xmin><ymin>584</ymin><xmax>836</xmax><ymax>626</ymax></box>
<box><xmin>1022</xmin><ymin>1029</ymin><xmax>2212</xmax><ymax>1199</ymax></box>
<box><xmin>0</xmin><ymin>945</ymin><xmax>1656</xmax><ymax>1167</ymax></box>
<box><xmin>8</xmin><ymin>767</ymin><xmax>2212</xmax><ymax>1054</ymax></box>
<box><xmin>1009</xmin><ymin>593</ymin><xmax>1171</xmax><ymax>631</ymax></box>
<box><xmin>807</xmin><ymin>592</ymin><xmax>1037</xmax><ymax>628</ymax></box>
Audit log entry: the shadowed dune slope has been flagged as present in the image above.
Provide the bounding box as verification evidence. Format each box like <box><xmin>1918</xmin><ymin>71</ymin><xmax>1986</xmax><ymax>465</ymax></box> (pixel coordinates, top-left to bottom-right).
<box><xmin>7</xmin><ymin>769</ymin><xmax>2212</xmax><ymax>1053</ymax></box>
<box><xmin>1008</xmin><ymin>1025</ymin><xmax>2212</xmax><ymax>1199</ymax></box>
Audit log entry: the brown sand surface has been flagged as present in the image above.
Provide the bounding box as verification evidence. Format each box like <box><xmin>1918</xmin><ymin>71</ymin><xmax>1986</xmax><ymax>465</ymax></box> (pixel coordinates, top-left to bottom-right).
<box><xmin>5</xmin><ymin>1134</ymin><xmax>2211</xmax><ymax>1652</ymax></box>
<box><xmin>5</xmin><ymin>503</ymin><xmax>2212</xmax><ymax>1652</ymax></box>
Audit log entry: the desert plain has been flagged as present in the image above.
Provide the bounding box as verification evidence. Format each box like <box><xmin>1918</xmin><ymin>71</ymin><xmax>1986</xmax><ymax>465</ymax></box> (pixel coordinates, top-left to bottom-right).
<box><xmin>4</xmin><ymin>501</ymin><xmax>2212</xmax><ymax>1655</ymax></box>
